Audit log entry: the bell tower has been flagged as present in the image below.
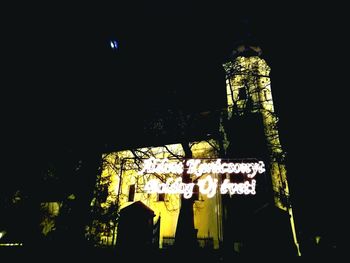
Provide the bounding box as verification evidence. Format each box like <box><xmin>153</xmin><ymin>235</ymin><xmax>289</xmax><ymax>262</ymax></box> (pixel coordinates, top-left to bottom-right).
<box><xmin>221</xmin><ymin>43</ymin><xmax>301</xmax><ymax>256</ymax></box>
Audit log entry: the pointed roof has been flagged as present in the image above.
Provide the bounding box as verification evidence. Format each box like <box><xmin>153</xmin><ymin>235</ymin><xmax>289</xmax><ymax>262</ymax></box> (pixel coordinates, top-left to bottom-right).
<box><xmin>119</xmin><ymin>201</ymin><xmax>155</xmax><ymax>217</ymax></box>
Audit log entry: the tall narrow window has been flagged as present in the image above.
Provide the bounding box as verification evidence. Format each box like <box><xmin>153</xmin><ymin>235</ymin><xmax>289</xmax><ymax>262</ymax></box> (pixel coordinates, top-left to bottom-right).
<box><xmin>128</xmin><ymin>184</ymin><xmax>135</xmax><ymax>202</ymax></box>
<box><xmin>238</xmin><ymin>87</ymin><xmax>247</xmax><ymax>100</ymax></box>
<box><xmin>157</xmin><ymin>193</ymin><xmax>165</xmax><ymax>202</ymax></box>
<box><xmin>192</xmin><ymin>184</ymin><xmax>199</xmax><ymax>201</ymax></box>
<box><xmin>264</xmin><ymin>90</ymin><xmax>269</xmax><ymax>101</ymax></box>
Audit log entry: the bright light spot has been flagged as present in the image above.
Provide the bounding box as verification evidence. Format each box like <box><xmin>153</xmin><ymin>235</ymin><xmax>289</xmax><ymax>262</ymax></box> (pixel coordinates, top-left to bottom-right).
<box><xmin>110</xmin><ymin>40</ymin><xmax>118</xmax><ymax>50</ymax></box>
<box><xmin>0</xmin><ymin>243</ymin><xmax>23</xmax><ymax>246</ymax></box>
<box><xmin>315</xmin><ymin>236</ymin><xmax>321</xmax><ymax>244</ymax></box>
<box><xmin>0</xmin><ymin>231</ymin><xmax>5</xmax><ymax>239</ymax></box>
<box><xmin>67</xmin><ymin>194</ymin><xmax>75</xmax><ymax>200</ymax></box>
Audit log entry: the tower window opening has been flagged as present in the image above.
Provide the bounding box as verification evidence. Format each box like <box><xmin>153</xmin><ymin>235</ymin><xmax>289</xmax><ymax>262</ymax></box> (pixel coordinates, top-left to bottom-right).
<box><xmin>238</xmin><ymin>87</ymin><xmax>247</xmax><ymax>100</ymax></box>
<box><xmin>128</xmin><ymin>184</ymin><xmax>135</xmax><ymax>202</ymax></box>
<box><xmin>193</xmin><ymin>184</ymin><xmax>199</xmax><ymax>201</ymax></box>
<box><xmin>157</xmin><ymin>193</ymin><xmax>165</xmax><ymax>202</ymax></box>
<box><xmin>264</xmin><ymin>90</ymin><xmax>269</xmax><ymax>101</ymax></box>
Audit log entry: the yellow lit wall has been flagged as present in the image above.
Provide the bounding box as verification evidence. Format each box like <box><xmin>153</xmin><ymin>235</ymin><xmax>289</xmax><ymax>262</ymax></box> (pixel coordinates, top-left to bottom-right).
<box><xmin>92</xmin><ymin>141</ymin><xmax>222</xmax><ymax>249</ymax></box>
<box><xmin>191</xmin><ymin>140</ymin><xmax>222</xmax><ymax>249</ymax></box>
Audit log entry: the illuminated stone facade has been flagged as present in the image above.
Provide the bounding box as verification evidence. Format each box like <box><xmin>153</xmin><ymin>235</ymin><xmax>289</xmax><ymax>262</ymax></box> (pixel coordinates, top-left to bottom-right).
<box><xmin>89</xmin><ymin>141</ymin><xmax>223</xmax><ymax>249</ymax></box>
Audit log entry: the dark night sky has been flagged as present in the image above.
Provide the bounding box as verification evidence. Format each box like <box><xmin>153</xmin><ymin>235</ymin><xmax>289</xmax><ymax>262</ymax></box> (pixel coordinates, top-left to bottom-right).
<box><xmin>3</xmin><ymin>1</ymin><xmax>347</xmax><ymax>244</ymax></box>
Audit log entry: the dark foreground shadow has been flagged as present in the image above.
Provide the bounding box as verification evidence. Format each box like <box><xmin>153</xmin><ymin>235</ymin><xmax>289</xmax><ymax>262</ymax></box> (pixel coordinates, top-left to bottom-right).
<box><xmin>0</xmin><ymin>246</ymin><xmax>340</xmax><ymax>263</ymax></box>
